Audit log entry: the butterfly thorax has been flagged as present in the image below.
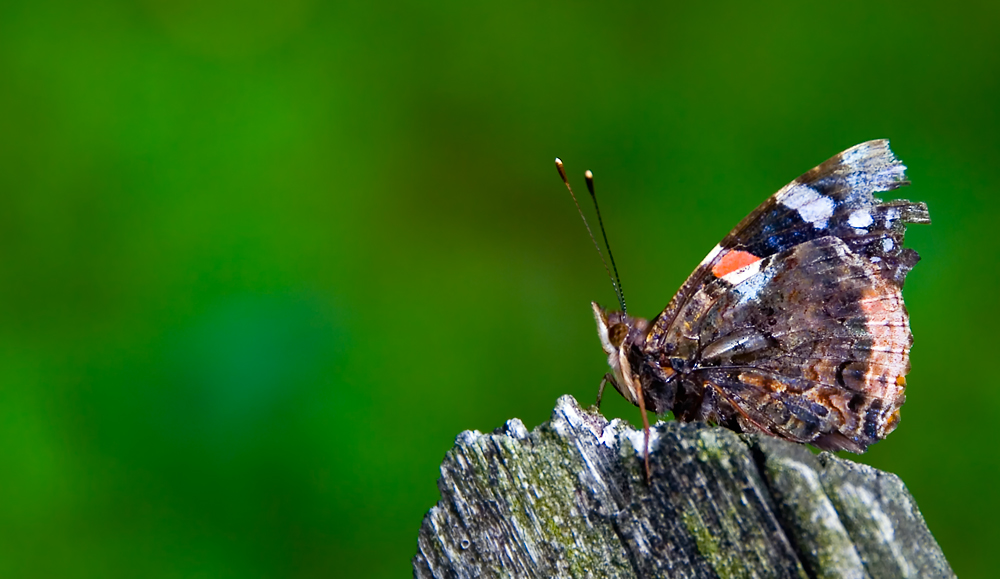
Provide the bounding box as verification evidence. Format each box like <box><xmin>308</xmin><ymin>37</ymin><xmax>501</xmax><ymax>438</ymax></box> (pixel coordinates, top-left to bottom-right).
<box><xmin>592</xmin><ymin>302</ymin><xmax>682</xmax><ymax>412</ymax></box>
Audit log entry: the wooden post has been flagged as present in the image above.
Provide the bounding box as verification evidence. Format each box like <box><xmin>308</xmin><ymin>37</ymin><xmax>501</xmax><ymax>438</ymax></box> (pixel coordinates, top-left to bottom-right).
<box><xmin>413</xmin><ymin>395</ymin><xmax>953</xmax><ymax>579</ymax></box>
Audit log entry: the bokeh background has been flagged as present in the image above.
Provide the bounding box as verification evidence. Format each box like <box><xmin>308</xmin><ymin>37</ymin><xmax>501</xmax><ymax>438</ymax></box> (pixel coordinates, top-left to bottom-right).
<box><xmin>1</xmin><ymin>1</ymin><xmax>997</xmax><ymax>577</ymax></box>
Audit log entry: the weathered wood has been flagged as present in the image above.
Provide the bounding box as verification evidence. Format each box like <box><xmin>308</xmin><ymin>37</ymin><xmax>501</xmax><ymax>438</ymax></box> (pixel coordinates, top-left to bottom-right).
<box><xmin>413</xmin><ymin>395</ymin><xmax>953</xmax><ymax>579</ymax></box>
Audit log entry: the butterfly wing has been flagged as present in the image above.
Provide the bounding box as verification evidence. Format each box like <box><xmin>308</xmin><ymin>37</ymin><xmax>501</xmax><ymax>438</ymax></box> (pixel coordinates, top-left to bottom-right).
<box><xmin>642</xmin><ymin>140</ymin><xmax>929</xmax><ymax>451</ymax></box>
<box><xmin>646</xmin><ymin>139</ymin><xmax>929</xmax><ymax>352</ymax></box>
<box><xmin>680</xmin><ymin>236</ymin><xmax>912</xmax><ymax>450</ymax></box>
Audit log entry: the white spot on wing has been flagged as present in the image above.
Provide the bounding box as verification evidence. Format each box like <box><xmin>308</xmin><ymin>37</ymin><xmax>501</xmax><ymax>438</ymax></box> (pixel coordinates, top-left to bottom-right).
<box><xmin>882</xmin><ymin>237</ymin><xmax>895</xmax><ymax>252</ymax></box>
<box><xmin>799</xmin><ymin>197</ymin><xmax>835</xmax><ymax>228</ymax></box>
<box><xmin>733</xmin><ymin>267</ymin><xmax>773</xmax><ymax>306</ymax></box>
<box><xmin>780</xmin><ymin>184</ymin><xmax>835</xmax><ymax>229</ymax></box>
<box><xmin>720</xmin><ymin>258</ymin><xmax>762</xmax><ymax>286</ymax></box>
<box><xmin>848</xmin><ymin>209</ymin><xmax>874</xmax><ymax>228</ymax></box>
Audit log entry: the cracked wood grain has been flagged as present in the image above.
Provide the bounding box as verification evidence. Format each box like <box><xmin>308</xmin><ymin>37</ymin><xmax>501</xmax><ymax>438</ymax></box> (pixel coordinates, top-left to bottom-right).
<box><xmin>413</xmin><ymin>395</ymin><xmax>953</xmax><ymax>579</ymax></box>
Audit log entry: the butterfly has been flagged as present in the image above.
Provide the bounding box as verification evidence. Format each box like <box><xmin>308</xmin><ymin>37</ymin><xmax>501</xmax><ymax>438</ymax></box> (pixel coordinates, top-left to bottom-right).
<box><xmin>557</xmin><ymin>140</ymin><xmax>930</xmax><ymax>480</ymax></box>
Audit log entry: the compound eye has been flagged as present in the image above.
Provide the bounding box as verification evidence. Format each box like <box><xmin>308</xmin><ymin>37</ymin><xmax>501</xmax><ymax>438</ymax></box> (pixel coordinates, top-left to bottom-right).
<box><xmin>609</xmin><ymin>323</ymin><xmax>629</xmax><ymax>349</ymax></box>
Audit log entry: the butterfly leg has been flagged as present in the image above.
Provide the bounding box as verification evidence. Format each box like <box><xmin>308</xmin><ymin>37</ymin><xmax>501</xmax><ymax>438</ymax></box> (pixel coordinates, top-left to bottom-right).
<box><xmin>596</xmin><ymin>373</ymin><xmax>616</xmax><ymax>409</ymax></box>
<box><xmin>634</xmin><ymin>378</ymin><xmax>652</xmax><ymax>483</ymax></box>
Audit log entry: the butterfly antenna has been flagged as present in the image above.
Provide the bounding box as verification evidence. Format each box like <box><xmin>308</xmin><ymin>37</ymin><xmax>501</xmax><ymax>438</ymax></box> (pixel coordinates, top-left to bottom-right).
<box><xmin>584</xmin><ymin>169</ymin><xmax>627</xmax><ymax>315</ymax></box>
<box><xmin>555</xmin><ymin>158</ymin><xmax>628</xmax><ymax>315</ymax></box>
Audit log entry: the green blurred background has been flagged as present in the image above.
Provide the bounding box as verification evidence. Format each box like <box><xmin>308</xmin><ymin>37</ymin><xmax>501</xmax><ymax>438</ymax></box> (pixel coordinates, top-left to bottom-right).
<box><xmin>0</xmin><ymin>0</ymin><xmax>997</xmax><ymax>577</ymax></box>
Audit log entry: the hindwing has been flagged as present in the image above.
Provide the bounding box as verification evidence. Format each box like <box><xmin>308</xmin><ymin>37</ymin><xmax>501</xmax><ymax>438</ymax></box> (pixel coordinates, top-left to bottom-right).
<box><xmin>673</xmin><ymin>237</ymin><xmax>910</xmax><ymax>450</ymax></box>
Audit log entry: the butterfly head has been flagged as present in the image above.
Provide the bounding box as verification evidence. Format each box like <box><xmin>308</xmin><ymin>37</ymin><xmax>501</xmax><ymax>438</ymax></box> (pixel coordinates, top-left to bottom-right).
<box><xmin>592</xmin><ymin>301</ymin><xmax>649</xmax><ymax>406</ymax></box>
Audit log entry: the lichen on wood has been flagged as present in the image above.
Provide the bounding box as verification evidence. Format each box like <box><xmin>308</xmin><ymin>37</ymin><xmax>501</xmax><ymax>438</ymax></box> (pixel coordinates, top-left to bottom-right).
<box><xmin>413</xmin><ymin>395</ymin><xmax>953</xmax><ymax>579</ymax></box>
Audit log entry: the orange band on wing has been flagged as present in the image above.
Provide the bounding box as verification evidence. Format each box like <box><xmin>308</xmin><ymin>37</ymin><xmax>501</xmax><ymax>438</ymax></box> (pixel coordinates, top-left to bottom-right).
<box><xmin>712</xmin><ymin>250</ymin><xmax>762</xmax><ymax>278</ymax></box>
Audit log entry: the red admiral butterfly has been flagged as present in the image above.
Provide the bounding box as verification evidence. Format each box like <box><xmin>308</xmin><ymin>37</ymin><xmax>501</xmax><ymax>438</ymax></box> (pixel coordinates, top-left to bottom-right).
<box><xmin>557</xmin><ymin>140</ymin><xmax>929</xmax><ymax>480</ymax></box>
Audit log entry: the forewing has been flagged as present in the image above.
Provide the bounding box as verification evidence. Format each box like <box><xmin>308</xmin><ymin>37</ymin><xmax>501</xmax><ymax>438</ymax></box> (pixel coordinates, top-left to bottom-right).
<box><xmin>646</xmin><ymin>139</ymin><xmax>929</xmax><ymax>351</ymax></box>
<box><xmin>683</xmin><ymin>237</ymin><xmax>911</xmax><ymax>451</ymax></box>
